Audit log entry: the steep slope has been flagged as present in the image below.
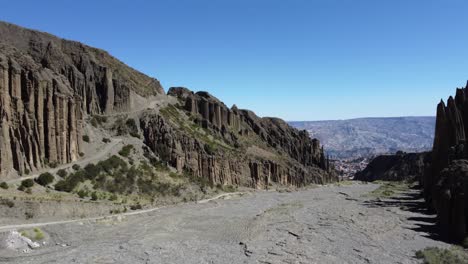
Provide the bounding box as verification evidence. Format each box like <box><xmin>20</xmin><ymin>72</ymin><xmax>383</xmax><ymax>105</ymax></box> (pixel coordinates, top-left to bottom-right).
<box><xmin>423</xmin><ymin>82</ymin><xmax>468</xmax><ymax>242</ymax></box>
<box><xmin>290</xmin><ymin>117</ymin><xmax>435</xmax><ymax>159</ymax></box>
<box><xmin>0</xmin><ymin>21</ymin><xmax>164</xmax><ymax>176</ymax></box>
<box><xmin>0</xmin><ymin>22</ymin><xmax>335</xmax><ymax>188</ymax></box>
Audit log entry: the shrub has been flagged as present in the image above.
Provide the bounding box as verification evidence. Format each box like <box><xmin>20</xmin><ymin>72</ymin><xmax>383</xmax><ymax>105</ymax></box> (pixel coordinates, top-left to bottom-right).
<box><xmin>77</xmin><ymin>189</ymin><xmax>88</xmax><ymax>199</ymax></box>
<box><xmin>84</xmin><ymin>163</ymin><xmax>100</xmax><ymax>179</ymax></box>
<box><xmin>0</xmin><ymin>182</ymin><xmax>8</xmax><ymax>189</ymax></box>
<box><xmin>91</xmin><ymin>192</ymin><xmax>98</xmax><ymax>201</ymax></box>
<box><xmin>79</xmin><ymin>152</ymin><xmax>85</xmax><ymax>157</ymax></box>
<box><xmin>36</xmin><ymin>172</ymin><xmax>54</xmax><ymax>186</ymax></box>
<box><xmin>118</xmin><ymin>145</ymin><xmax>134</xmax><ymax>157</ymax></box>
<box><xmin>82</xmin><ymin>135</ymin><xmax>90</xmax><ymax>143</ymax></box>
<box><xmin>102</xmin><ymin>138</ymin><xmax>111</xmax><ymax>143</ymax></box>
<box><xmin>57</xmin><ymin>169</ymin><xmax>67</xmax><ymax>178</ymax></box>
<box><xmin>72</xmin><ymin>164</ymin><xmax>81</xmax><ymax>170</ymax></box>
<box><xmin>21</xmin><ymin>179</ymin><xmax>34</xmax><ymax>188</ymax></box>
<box><xmin>33</xmin><ymin>228</ymin><xmax>45</xmax><ymax>240</ymax></box>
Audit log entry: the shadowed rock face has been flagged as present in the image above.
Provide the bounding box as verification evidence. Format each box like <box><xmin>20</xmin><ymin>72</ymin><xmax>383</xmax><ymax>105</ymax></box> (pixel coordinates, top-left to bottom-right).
<box><xmin>424</xmin><ymin>82</ymin><xmax>468</xmax><ymax>243</ymax></box>
<box><xmin>354</xmin><ymin>152</ymin><xmax>430</xmax><ymax>182</ymax></box>
<box><xmin>0</xmin><ymin>21</ymin><xmax>164</xmax><ymax>176</ymax></box>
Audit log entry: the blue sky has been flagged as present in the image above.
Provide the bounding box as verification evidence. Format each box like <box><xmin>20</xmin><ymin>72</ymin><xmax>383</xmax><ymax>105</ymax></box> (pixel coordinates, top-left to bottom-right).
<box><xmin>2</xmin><ymin>0</ymin><xmax>468</xmax><ymax>120</ymax></box>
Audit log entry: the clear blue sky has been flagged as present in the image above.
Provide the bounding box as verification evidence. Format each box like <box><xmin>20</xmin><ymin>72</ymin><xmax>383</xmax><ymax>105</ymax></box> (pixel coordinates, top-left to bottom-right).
<box><xmin>2</xmin><ymin>0</ymin><xmax>468</xmax><ymax>120</ymax></box>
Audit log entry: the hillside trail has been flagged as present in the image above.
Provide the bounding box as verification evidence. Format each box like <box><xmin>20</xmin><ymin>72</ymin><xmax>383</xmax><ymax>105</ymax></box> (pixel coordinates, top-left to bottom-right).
<box><xmin>0</xmin><ymin>183</ymin><xmax>450</xmax><ymax>264</ymax></box>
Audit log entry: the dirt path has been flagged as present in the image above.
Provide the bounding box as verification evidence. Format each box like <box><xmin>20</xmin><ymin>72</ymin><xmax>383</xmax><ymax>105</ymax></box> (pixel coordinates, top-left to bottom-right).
<box><xmin>0</xmin><ymin>183</ymin><xmax>449</xmax><ymax>264</ymax></box>
<box><xmin>5</xmin><ymin>138</ymin><xmax>123</xmax><ymax>185</ymax></box>
<box><xmin>0</xmin><ymin>192</ymin><xmax>244</xmax><ymax>232</ymax></box>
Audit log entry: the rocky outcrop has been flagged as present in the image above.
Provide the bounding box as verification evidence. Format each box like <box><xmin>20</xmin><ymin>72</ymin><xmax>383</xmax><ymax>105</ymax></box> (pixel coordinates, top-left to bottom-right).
<box><xmin>0</xmin><ymin>22</ymin><xmax>164</xmax><ymax>177</ymax></box>
<box><xmin>424</xmin><ymin>82</ymin><xmax>468</xmax><ymax>242</ymax></box>
<box><xmin>141</xmin><ymin>87</ymin><xmax>336</xmax><ymax>189</ymax></box>
<box><xmin>354</xmin><ymin>152</ymin><xmax>430</xmax><ymax>182</ymax></box>
<box><xmin>140</xmin><ymin>112</ymin><xmax>335</xmax><ymax>189</ymax></box>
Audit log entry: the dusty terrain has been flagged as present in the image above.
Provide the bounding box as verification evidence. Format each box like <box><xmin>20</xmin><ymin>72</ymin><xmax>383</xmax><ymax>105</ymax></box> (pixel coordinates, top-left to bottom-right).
<box><xmin>0</xmin><ymin>183</ymin><xmax>449</xmax><ymax>264</ymax></box>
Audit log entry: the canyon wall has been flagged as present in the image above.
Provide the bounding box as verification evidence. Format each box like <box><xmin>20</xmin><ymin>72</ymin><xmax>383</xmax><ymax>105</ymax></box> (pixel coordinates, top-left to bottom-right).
<box><xmin>424</xmin><ymin>82</ymin><xmax>468</xmax><ymax>242</ymax></box>
<box><xmin>139</xmin><ymin>88</ymin><xmax>335</xmax><ymax>189</ymax></box>
<box><xmin>0</xmin><ymin>22</ymin><xmax>164</xmax><ymax>176</ymax></box>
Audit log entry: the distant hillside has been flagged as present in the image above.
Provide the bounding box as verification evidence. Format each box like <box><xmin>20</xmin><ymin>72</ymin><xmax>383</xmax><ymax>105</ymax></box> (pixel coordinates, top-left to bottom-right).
<box><xmin>290</xmin><ymin>117</ymin><xmax>435</xmax><ymax>159</ymax></box>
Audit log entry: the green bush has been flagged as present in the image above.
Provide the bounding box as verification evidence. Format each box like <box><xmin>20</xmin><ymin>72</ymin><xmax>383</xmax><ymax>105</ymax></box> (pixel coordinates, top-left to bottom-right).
<box><xmin>102</xmin><ymin>138</ymin><xmax>111</xmax><ymax>143</ymax></box>
<box><xmin>36</xmin><ymin>172</ymin><xmax>54</xmax><ymax>186</ymax></box>
<box><xmin>21</xmin><ymin>179</ymin><xmax>34</xmax><ymax>188</ymax></box>
<box><xmin>72</xmin><ymin>164</ymin><xmax>81</xmax><ymax>171</ymax></box>
<box><xmin>82</xmin><ymin>135</ymin><xmax>90</xmax><ymax>143</ymax></box>
<box><xmin>57</xmin><ymin>169</ymin><xmax>67</xmax><ymax>178</ymax></box>
<box><xmin>91</xmin><ymin>192</ymin><xmax>98</xmax><ymax>201</ymax></box>
<box><xmin>0</xmin><ymin>182</ymin><xmax>8</xmax><ymax>189</ymax></box>
<box><xmin>118</xmin><ymin>145</ymin><xmax>134</xmax><ymax>157</ymax></box>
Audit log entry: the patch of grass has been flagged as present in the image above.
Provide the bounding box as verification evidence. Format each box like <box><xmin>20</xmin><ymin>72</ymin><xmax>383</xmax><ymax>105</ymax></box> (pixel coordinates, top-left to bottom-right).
<box><xmin>334</xmin><ymin>180</ymin><xmax>354</xmax><ymax>186</ymax></box>
<box><xmin>365</xmin><ymin>181</ymin><xmax>410</xmax><ymax>198</ymax></box>
<box><xmin>415</xmin><ymin>247</ymin><xmax>468</xmax><ymax>264</ymax></box>
<box><xmin>33</xmin><ymin>228</ymin><xmax>45</xmax><ymax>240</ymax></box>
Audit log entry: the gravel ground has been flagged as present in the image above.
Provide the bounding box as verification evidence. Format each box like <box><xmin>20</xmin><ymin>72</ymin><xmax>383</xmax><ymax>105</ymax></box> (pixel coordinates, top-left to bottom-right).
<box><xmin>0</xmin><ymin>183</ymin><xmax>449</xmax><ymax>264</ymax></box>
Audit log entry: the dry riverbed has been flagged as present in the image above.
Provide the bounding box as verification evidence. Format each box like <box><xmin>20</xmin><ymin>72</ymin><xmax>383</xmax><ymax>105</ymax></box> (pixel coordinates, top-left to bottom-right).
<box><xmin>0</xmin><ymin>182</ymin><xmax>451</xmax><ymax>263</ymax></box>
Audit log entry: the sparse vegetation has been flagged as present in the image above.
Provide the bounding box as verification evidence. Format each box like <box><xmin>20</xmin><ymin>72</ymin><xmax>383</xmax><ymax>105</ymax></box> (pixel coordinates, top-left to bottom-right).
<box><xmin>90</xmin><ymin>115</ymin><xmax>108</xmax><ymax>127</ymax></box>
<box><xmin>366</xmin><ymin>181</ymin><xmax>410</xmax><ymax>198</ymax></box>
<box><xmin>415</xmin><ymin>247</ymin><xmax>468</xmax><ymax>264</ymax></box>
<box><xmin>82</xmin><ymin>135</ymin><xmax>90</xmax><ymax>142</ymax></box>
<box><xmin>0</xmin><ymin>182</ymin><xmax>8</xmax><ymax>189</ymax></box>
<box><xmin>36</xmin><ymin>172</ymin><xmax>54</xmax><ymax>186</ymax></box>
<box><xmin>0</xmin><ymin>198</ymin><xmax>14</xmax><ymax>208</ymax></box>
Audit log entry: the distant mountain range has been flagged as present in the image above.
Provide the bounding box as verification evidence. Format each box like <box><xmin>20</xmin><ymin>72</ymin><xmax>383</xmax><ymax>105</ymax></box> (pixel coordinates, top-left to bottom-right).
<box><xmin>290</xmin><ymin>117</ymin><xmax>435</xmax><ymax>159</ymax></box>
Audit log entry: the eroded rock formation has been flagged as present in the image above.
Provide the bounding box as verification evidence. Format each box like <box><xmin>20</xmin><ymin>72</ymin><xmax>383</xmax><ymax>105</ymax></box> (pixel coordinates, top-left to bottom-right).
<box><xmin>424</xmin><ymin>82</ymin><xmax>468</xmax><ymax>242</ymax></box>
<box><xmin>0</xmin><ymin>21</ymin><xmax>335</xmax><ymax>189</ymax></box>
<box><xmin>140</xmin><ymin>87</ymin><xmax>336</xmax><ymax>189</ymax></box>
<box><xmin>0</xmin><ymin>22</ymin><xmax>164</xmax><ymax>176</ymax></box>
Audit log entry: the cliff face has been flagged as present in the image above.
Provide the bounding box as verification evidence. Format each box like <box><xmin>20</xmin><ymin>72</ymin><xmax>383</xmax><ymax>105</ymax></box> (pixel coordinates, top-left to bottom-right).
<box><xmin>424</xmin><ymin>82</ymin><xmax>468</xmax><ymax>242</ymax></box>
<box><xmin>0</xmin><ymin>22</ymin><xmax>164</xmax><ymax>176</ymax></box>
<box><xmin>139</xmin><ymin>87</ymin><xmax>335</xmax><ymax>189</ymax></box>
<box><xmin>0</xmin><ymin>21</ymin><xmax>335</xmax><ymax>189</ymax></box>
<box><xmin>354</xmin><ymin>152</ymin><xmax>430</xmax><ymax>182</ymax></box>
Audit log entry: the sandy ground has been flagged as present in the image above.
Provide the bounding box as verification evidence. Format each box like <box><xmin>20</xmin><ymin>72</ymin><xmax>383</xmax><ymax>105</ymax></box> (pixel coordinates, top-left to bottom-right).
<box><xmin>0</xmin><ymin>183</ymin><xmax>449</xmax><ymax>264</ymax></box>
